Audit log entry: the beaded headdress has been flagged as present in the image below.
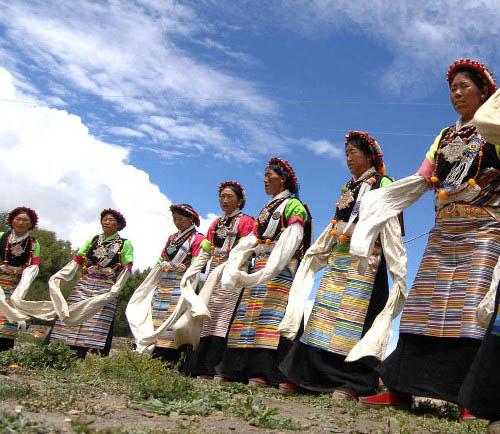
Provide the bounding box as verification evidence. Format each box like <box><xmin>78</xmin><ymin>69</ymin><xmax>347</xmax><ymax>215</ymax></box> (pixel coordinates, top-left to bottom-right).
<box><xmin>345</xmin><ymin>131</ymin><xmax>386</xmax><ymax>176</ymax></box>
<box><xmin>268</xmin><ymin>157</ymin><xmax>299</xmax><ymax>194</ymax></box>
<box><xmin>100</xmin><ymin>208</ymin><xmax>127</xmax><ymax>231</ymax></box>
<box><xmin>170</xmin><ymin>203</ymin><xmax>201</xmax><ymax>227</ymax></box>
<box><xmin>218</xmin><ymin>181</ymin><xmax>247</xmax><ymax>209</ymax></box>
<box><xmin>447</xmin><ymin>58</ymin><xmax>497</xmax><ymax>97</ymax></box>
<box><xmin>7</xmin><ymin>206</ymin><xmax>39</xmax><ymax>229</ymax></box>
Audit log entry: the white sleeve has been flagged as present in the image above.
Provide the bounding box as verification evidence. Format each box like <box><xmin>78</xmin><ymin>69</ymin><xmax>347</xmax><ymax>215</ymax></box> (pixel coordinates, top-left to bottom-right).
<box><xmin>350</xmin><ymin>175</ymin><xmax>427</xmax><ymax>259</ymax></box>
<box><xmin>477</xmin><ymin>258</ymin><xmax>500</xmax><ymax>328</ymax></box>
<box><xmin>279</xmin><ymin>222</ymin><xmax>335</xmax><ymax>340</ymax></box>
<box><xmin>220</xmin><ymin>233</ymin><xmax>258</xmax><ymax>290</ymax></box>
<box><xmin>346</xmin><ymin>216</ymin><xmax>408</xmax><ymax>362</ymax></box>
<box><xmin>474</xmin><ymin>88</ymin><xmax>500</xmax><ymax>145</ymax></box>
<box><xmin>179</xmin><ymin>250</ymin><xmax>212</xmax><ymax>318</ymax></box>
<box><xmin>48</xmin><ymin>260</ymin><xmax>80</xmax><ymax>320</ymax></box>
<box><xmin>236</xmin><ymin>223</ymin><xmax>304</xmax><ymax>289</ymax></box>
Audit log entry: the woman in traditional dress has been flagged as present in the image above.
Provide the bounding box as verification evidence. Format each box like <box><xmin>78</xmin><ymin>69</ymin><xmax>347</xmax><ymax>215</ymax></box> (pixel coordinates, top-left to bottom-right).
<box><xmin>216</xmin><ymin>157</ymin><xmax>311</xmax><ymax>391</ymax></box>
<box><xmin>280</xmin><ymin>131</ymin><xmax>404</xmax><ymax>400</ymax></box>
<box><xmin>187</xmin><ymin>182</ymin><xmax>254</xmax><ymax>378</ymax></box>
<box><xmin>47</xmin><ymin>209</ymin><xmax>133</xmax><ymax>358</ymax></box>
<box><xmin>147</xmin><ymin>204</ymin><xmax>211</xmax><ymax>364</ymax></box>
<box><xmin>0</xmin><ymin>207</ymin><xmax>41</xmax><ymax>351</ymax></box>
<box><xmin>356</xmin><ymin>59</ymin><xmax>499</xmax><ymax>414</ymax></box>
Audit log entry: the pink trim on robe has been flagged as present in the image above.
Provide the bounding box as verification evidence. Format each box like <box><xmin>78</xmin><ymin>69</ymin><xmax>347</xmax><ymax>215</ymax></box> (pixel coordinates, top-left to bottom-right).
<box><xmin>417</xmin><ymin>157</ymin><xmax>435</xmax><ymax>181</ymax></box>
<box><xmin>287</xmin><ymin>216</ymin><xmax>305</xmax><ymax>227</ymax></box>
<box><xmin>238</xmin><ymin>215</ymin><xmax>255</xmax><ymax>237</ymax></box>
<box><xmin>73</xmin><ymin>255</ymin><xmax>84</xmax><ymax>265</ymax></box>
<box><xmin>30</xmin><ymin>256</ymin><xmax>41</xmax><ymax>266</ymax></box>
<box><xmin>190</xmin><ymin>232</ymin><xmax>207</xmax><ymax>257</ymax></box>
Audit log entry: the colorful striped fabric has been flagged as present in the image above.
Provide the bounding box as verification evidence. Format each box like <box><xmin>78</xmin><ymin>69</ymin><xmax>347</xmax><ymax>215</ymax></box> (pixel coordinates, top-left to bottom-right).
<box><xmin>300</xmin><ymin>243</ymin><xmax>378</xmax><ymax>356</ymax></box>
<box><xmin>0</xmin><ymin>271</ymin><xmax>20</xmax><ymax>340</ymax></box>
<box><xmin>50</xmin><ymin>273</ymin><xmax>116</xmax><ymax>350</ymax></box>
<box><xmin>400</xmin><ymin>209</ymin><xmax>500</xmax><ymax>339</ymax></box>
<box><xmin>200</xmin><ymin>256</ymin><xmax>241</xmax><ymax>338</ymax></box>
<box><xmin>151</xmin><ymin>271</ymin><xmax>182</xmax><ymax>349</ymax></box>
<box><xmin>227</xmin><ymin>254</ymin><xmax>293</xmax><ymax>350</ymax></box>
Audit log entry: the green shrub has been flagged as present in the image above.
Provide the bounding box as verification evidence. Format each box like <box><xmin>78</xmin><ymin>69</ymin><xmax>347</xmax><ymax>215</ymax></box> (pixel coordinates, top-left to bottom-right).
<box><xmin>0</xmin><ymin>341</ymin><xmax>77</xmax><ymax>370</ymax></box>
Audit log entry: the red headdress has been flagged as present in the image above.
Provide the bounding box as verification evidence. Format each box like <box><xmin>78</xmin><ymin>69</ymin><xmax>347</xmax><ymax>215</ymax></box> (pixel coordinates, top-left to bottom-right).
<box><xmin>170</xmin><ymin>203</ymin><xmax>200</xmax><ymax>227</ymax></box>
<box><xmin>345</xmin><ymin>131</ymin><xmax>386</xmax><ymax>176</ymax></box>
<box><xmin>7</xmin><ymin>206</ymin><xmax>39</xmax><ymax>229</ymax></box>
<box><xmin>268</xmin><ymin>157</ymin><xmax>299</xmax><ymax>194</ymax></box>
<box><xmin>447</xmin><ymin>58</ymin><xmax>497</xmax><ymax>97</ymax></box>
<box><xmin>218</xmin><ymin>180</ymin><xmax>247</xmax><ymax>209</ymax></box>
<box><xmin>100</xmin><ymin>208</ymin><xmax>127</xmax><ymax>231</ymax></box>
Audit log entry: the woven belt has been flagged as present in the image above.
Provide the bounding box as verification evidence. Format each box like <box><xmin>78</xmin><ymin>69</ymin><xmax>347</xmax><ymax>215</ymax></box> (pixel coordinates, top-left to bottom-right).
<box><xmin>437</xmin><ymin>203</ymin><xmax>497</xmax><ymax>219</ymax></box>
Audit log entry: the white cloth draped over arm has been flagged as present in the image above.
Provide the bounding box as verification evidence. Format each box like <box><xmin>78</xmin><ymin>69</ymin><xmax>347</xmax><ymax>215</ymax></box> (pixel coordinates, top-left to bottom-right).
<box><xmin>350</xmin><ymin>175</ymin><xmax>428</xmax><ymax>259</ymax></box>
<box><xmin>220</xmin><ymin>233</ymin><xmax>258</xmax><ymax>290</ymax></box>
<box><xmin>48</xmin><ymin>260</ymin><xmax>80</xmax><ymax>320</ymax></box>
<box><xmin>125</xmin><ymin>264</ymin><xmax>162</xmax><ymax>353</ymax></box>
<box><xmin>279</xmin><ymin>222</ymin><xmax>336</xmax><ymax>340</ymax></box>
<box><xmin>174</xmin><ymin>261</ymin><xmax>227</xmax><ymax>349</ymax></box>
<box><xmin>229</xmin><ymin>224</ymin><xmax>304</xmax><ymax>290</ymax></box>
<box><xmin>0</xmin><ymin>265</ymin><xmax>56</xmax><ymax>322</ymax></box>
<box><xmin>128</xmin><ymin>251</ymin><xmax>211</xmax><ymax>352</ymax></box>
<box><xmin>477</xmin><ymin>257</ymin><xmax>500</xmax><ymax>328</ymax></box>
<box><xmin>48</xmin><ymin>260</ymin><xmax>131</xmax><ymax>325</ymax></box>
<box><xmin>474</xmin><ymin>88</ymin><xmax>500</xmax><ymax>144</ymax></box>
<box><xmin>345</xmin><ymin>216</ymin><xmax>408</xmax><ymax>362</ymax></box>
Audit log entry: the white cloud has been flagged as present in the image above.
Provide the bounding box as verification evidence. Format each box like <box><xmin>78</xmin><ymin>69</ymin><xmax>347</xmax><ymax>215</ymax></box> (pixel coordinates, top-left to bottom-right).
<box><xmin>0</xmin><ymin>67</ymin><xmax>212</xmax><ymax>269</ymax></box>
<box><xmin>108</xmin><ymin>127</ymin><xmax>146</xmax><ymax>138</ymax></box>
<box><xmin>0</xmin><ymin>0</ymin><xmax>283</xmax><ymax>161</ymax></box>
<box><xmin>302</xmin><ymin>139</ymin><xmax>343</xmax><ymax>160</ymax></box>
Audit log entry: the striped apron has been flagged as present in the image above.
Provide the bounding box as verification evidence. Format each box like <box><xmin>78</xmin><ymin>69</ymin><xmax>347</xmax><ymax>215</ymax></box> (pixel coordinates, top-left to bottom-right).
<box><xmin>0</xmin><ymin>270</ymin><xmax>21</xmax><ymax>340</ymax></box>
<box><xmin>50</xmin><ymin>270</ymin><xmax>116</xmax><ymax>350</ymax></box>
<box><xmin>227</xmin><ymin>251</ymin><xmax>294</xmax><ymax>350</ymax></box>
<box><xmin>400</xmin><ymin>204</ymin><xmax>500</xmax><ymax>339</ymax></box>
<box><xmin>300</xmin><ymin>242</ymin><xmax>379</xmax><ymax>356</ymax></box>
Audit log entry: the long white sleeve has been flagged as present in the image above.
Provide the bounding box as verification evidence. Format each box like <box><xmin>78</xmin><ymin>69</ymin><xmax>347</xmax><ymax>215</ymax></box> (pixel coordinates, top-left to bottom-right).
<box><xmin>48</xmin><ymin>260</ymin><xmax>80</xmax><ymax>320</ymax></box>
<box><xmin>233</xmin><ymin>223</ymin><xmax>304</xmax><ymax>289</ymax></box>
<box><xmin>346</xmin><ymin>216</ymin><xmax>408</xmax><ymax>362</ymax></box>
<box><xmin>474</xmin><ymin>88</ymin><xmax>500</xmax><ymax>145</ymax></box>
<box><xmin>477</xmin><ymin>257</ymin><xmax>500</xmax><ymax>328</ymax></box>
<box><xmin>350</xmin><ymin>175</ymin><xmax>427</xmax><ymax>258</ymax></box>
<box><xmin>220</xmin><ymin>233</ymin><xmax>258</xmax><ymax>290</ymax></box>
<box><xmin>279</xmin><ymin>222</ymin><xmax>336</xmax><ymax>340</ymax></box>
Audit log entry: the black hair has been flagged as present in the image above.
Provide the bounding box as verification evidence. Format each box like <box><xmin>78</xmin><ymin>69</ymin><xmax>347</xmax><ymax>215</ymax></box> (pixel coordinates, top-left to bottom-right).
<box><xmin>451</xmin><ymin>67</ymin><xmax>486</xmax><ymax>92</ymax></box>
<box><xmin>220</xmin><ymin>185</ymin><xmax>243</xmax><ymax>201</ymax></box>
<box><xmin>346</xmin><ymin>136</ymin><xmax>373</xmax><ymax>157</ymax></box>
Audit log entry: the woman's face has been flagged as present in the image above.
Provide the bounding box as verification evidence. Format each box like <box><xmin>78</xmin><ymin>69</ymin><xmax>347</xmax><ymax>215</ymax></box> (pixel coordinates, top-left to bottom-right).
<box><xmin>219</xmin><ymin>187</ymin><xmax>240</xmax><ymax>215</ymax></box>
<box><xmin>172</xmin><ymin>212</ymin><xmax>193</xmax><ymax>231</ymax></box>
<box><xmin>101</xmin><ymin>213</ymin><xmax>119</xmax><ymax>236</ymax></box>
<box><xmin>450</xmin><ymin>72</ymin><xmax>486</xmax><ymax>122</ymax></box>
<box><xmin>345</xmin><ymin>143</ymin><xmax>372</xmax><ymax>178</ymax></box>
<box><xmin>264</xmin><ymin>168</ymin><xmax>285</xmax><ymax>196</ymax></box>
<box><xmin>11</xmin><ymin>212</ymin><xmax>33</xmax><ymax>236</ymax></box>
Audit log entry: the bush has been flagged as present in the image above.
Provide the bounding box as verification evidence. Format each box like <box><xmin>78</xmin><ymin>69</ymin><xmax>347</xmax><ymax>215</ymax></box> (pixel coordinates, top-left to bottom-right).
<box><xmin>0</xmin><ymin>341</ymin><xmax>77</xmax><ymax>370</ymax></box>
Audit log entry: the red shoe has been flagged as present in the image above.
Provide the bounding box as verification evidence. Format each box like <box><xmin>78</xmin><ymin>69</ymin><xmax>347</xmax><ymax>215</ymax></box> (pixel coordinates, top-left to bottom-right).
<box><xmin>279</xmin><ymin>383</ymin><xmax>297</xmax><ymax>395</ymax></box>
<box><xmin>248</xmin><ymin>377</ymin><xmax>269</xmax><ymax>388</ymax></box>
<box><xmin>359</xmin><ymin>391</ymin><xmax>411</xmax><ymax>409</ymax></box>
<box><xmin>459</xmin><ymin>407</ymin><xmax>476</xmax><ymax>421</ymax></box>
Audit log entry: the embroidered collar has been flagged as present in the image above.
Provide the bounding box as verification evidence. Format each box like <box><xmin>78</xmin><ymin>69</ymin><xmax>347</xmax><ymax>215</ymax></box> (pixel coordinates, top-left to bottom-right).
<box><xmin>267</xmin><ymin>189</ymin><xmax>291</xmax><ymax>205</ymax></box>
<box><xmin>353</xmin><ymin>167</ymin><xmax>377</xmax><ymax>183</ymax></box>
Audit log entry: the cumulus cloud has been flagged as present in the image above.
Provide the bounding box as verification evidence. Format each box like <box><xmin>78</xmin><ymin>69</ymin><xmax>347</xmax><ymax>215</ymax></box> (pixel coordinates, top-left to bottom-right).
<box><xmin>0</xmin><ymin>68</ymin><xmax>212</xmax><ymax>269</ymax></box>
<box><xmin>302</xmin><ymin>139</ymin><xmax>343</xmax><ymax>160</ymax></box>
<box><xmin>0</xmin><ymin>0</ymin><xmax>286</xmax><ymax>161</ymax></box>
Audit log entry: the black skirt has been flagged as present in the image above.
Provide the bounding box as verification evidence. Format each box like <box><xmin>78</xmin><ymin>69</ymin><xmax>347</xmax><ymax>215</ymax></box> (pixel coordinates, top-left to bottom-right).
<box><xmin>279</xmin><ymin>255</ymin><xmax>389</xmax><ymax>395</ymax></box>
<box><xmin>216</xmin><ymin>337</ymin><xmax>293</xmax><ymax>385</ymax></box>
<box><xmin>0</xmin><ymin>337</ymin><xmax>14</xmax><ymax>352</ymax></box>
<box><xmin>184</xmin><ymin>336</ymin><xmax>227</xmax><ymax>377</ymax></box>
<box><xmin>459</xmin><ymin>284</ymin><xmax>500</xmax><ymax>420</ymax></box>
<box><xmin>379</xmin><ymin>333</ymin><xmax>480</xmax><ymax>404</ymax></box>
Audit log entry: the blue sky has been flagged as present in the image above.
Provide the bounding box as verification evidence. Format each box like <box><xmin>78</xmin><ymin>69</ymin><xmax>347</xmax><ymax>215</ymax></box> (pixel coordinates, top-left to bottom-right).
<box><xmin>0</xmin><ymin>0</ymin><xmax>499</xmax><ymax>296</ymax></box>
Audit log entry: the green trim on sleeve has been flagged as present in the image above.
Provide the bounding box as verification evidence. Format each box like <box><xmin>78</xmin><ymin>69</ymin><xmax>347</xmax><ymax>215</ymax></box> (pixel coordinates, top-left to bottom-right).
<box><xmin>77</xmin><ymin>237</ymin><xmax>94</xmax><ymax>257</ymax></box>
<box><xmin>379</xmin><ymin>177</ymin><xmax>393</xmax><ymax>188</ymax></box>
<box><xmin>32</xmin><ymin>240</ymin><xmax>41</xmax><ymax>258</ymax></box>
<box><xmin>495</xmin><ymin>144</ymin><xmax>500</xmax><ymax>160</ymax></box>
<box><xmin>284</xmin><ymin>198</ymin><xmax>308</xmax><ymax>222</ymax></box>
<box><xmin>200</xmin><ymin>239</ymin><xmax>212</xmax><ymax>253</ymax></box>
<box><xmin>425</xmin><ymin>128</ymin><xmax>448</xmax><ymax>164</ymax></box>
<box><xmin>121</xmin><ymin>239</ymin><xmax>134</xmax><ymax>265</ymax></box>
